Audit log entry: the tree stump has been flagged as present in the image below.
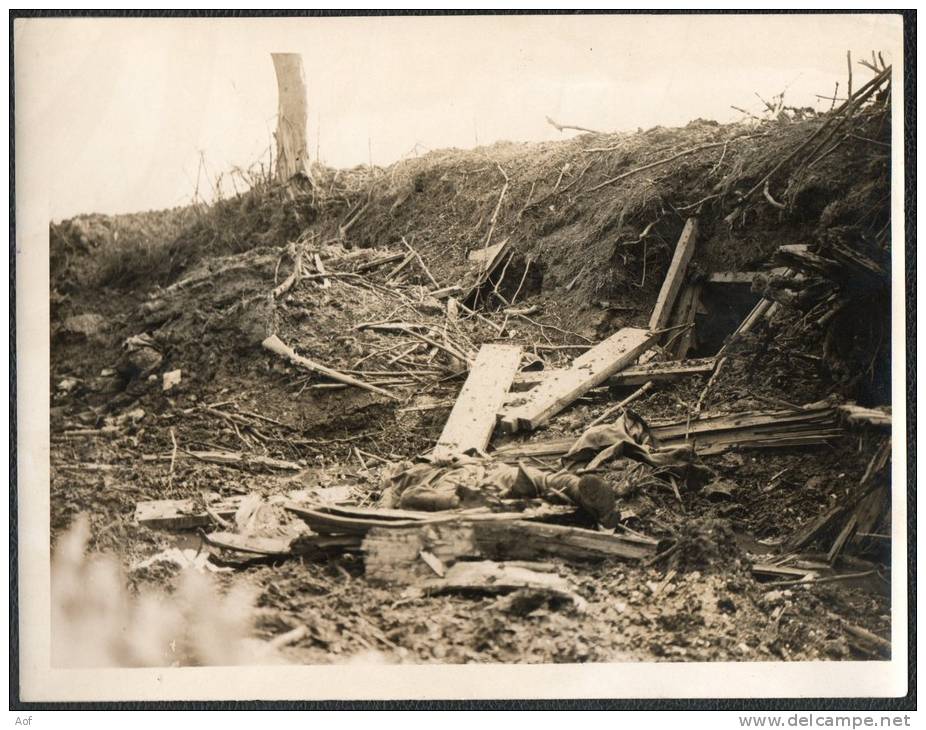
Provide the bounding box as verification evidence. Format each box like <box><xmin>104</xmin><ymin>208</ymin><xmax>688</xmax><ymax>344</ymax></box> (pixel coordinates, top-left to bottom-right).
<box><xmin>271</xmin><ymin>53</ymin><xmax>310</xmax><ymax>184</ymax></box>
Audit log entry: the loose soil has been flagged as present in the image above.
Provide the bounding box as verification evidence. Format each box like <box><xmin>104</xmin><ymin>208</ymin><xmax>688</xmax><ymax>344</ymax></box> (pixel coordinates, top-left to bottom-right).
<box><xmin>48</xmin><ymin>109</ymin><xmax>893</xmax><ymax>664</ymax></box>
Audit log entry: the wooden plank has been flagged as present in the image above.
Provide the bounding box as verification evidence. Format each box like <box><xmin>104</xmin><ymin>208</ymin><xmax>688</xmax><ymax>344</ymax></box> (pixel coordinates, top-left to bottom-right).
<box><xmin>134</xmin><ymin>498</ymin><xmax>241</xmax><ymax>530</ymax></box>
<box><xmin>667</xmin><ymin>283</ymin><xmax>701</xmax><ymax>359</ymax></box>
<box><xmin>473</xmin><ymin>519</ymin><xmax>658</xmax><ymax>562</ymax></box>
<box><xmin>362</xmin><ymin>519</ymin><xmax>657</xmax><ymax>584</ymax></box>
<box><xmin>707</xmin><ymin>271</ymin><xmax>759</xmax><ymax>284</ymax></box>
<box><xmin>492</xmin><ymin>408</ymin><xmax>840</xmax><ymax>460</ymax></box>
<box><xmin>462</xmin><ymin>238</ymin><xmax>513</xmax><ymax>302</ymax></box>
<box><xmin>202</xmin><ymin>531</ymin><xmax>296</xmax><ymax>556</ymax></box>
<box><xmin>433</xmin><ymin>344</ymin><xmax>521</xmax><ymax>459</ymax></box>
<box><xmin>467</xmin><ymin>239</ymin><xmax>508</xmax><ymax>266</ymax></box>
<box><xmin>510</xmin><ymin>357</ymin><xmax>716</xmax><ymax>391</ymax></box>
<box><xmin>286</xmin><ymin>503</ymin><xmax>566</xmax><ymax>535</ymax></box>
<box><xmin>419</xmin><ymin>561</ymin><xmax>583</xmax><ymax>604</ymax></box>
<box><xmin>500</xmin><ymin>328</ymin><xmax>656</xmax><ymax>433</ymax></box>
<box><xmin>648</xmin><ymin>407</ymin><xmax>835</xmax><ymax>440</ymax></box>
<box><xmin>838</xmin><ymin>404</ymin><xmax>891</xmax><ymax>428</ymax></box>
<box><xmin>751</xmin><ymin>563</ymin><xmax>819</xmax><ymax>580</ymax></box>
<box><xmin>649</xmin><ymin>217</ymin><xmax>698</xmax><ymax>330</ymax></box>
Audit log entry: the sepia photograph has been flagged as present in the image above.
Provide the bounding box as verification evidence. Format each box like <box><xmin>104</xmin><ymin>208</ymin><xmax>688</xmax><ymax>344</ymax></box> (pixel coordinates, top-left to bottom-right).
<box><xmin>12</xmin><ymin>10</ymin><xmax>911</xmax><ymax>706</ymax></box>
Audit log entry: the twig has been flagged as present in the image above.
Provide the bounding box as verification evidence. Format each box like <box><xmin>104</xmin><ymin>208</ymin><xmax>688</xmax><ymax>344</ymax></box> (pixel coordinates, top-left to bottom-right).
<box><xmin>516</xmin><ymin>181</ymin><xmax>536</xmax><ymax>221</ymax></box>
<box><xmin>483</xmin><ymin>162</ymin><xmax>510</xmax><ymax>250</ymax></box>
<box><xmin>167</xmin><ymin>427</ymin><xmax>179</xmax><ymax>489</ymax></box>
<box><xmin>401</xmin><ymin>236</ymin><xmax>440</xmax><ymax>288</ymax></box>
<box><xmin>644</xmin><ymin>542</ymin><xmax>679</xmax><ymax>568</ymax></box>
<box><xmin>202</xmin><ymin>491</ymin><xmax>233</xmax><ymax>529</ymax></box>
<box><xmin>269</xmin><ymin>625</ymin><xmax>309</xmax><ymax>650</ymax></box>
<box><xmin>522</xmin><ymin>161</ymin><xmax>590</xmax><ymax>212</ymax></box>
<box><xmin>586</xmin><ymin>134</ymin><xmax>766</xmax><ymax>193</ymax></box>
<box><xmin>767</xmin><ymin>569</ymin><xmax>876</xmax><ymax>589</ymax></box>
<box><xmin>763</xmin><ymin>180</ymin><xmax>787</xmax><ymax>210</ymax></box>
<box><xmin>846</xmin><ymin>50</ymin><xmax>853</xmax><ymax>100</ymax></box>
<box><xmin>675</xmin><ymin>193</ymin><xmax>721</xmax><ymax>213</ymax></box>
<box><xmin>847</xmin><ymin>133</ymin><xmax>890</xmax><ymax>148</ymax></box>
<box><xmin>262</xmin><ymin>334</ymin><xmax>401</xmax><ymax>400</ymax></box>
<box><xmin>588</xmin><ymin>381</ymin><xmax>655</xmax><ymax>428</ymax></box>
<box><xmin>742</xmin><ymin>66</ymin><xmax>891</xmax><ymax>202</ymax></box>
<box><xmin>509</xmin><ymin>257</ymin><xmax>532</xmax><ymax>306</ymax></box>
<box><xmin>546</xmin><ymin>116</ymin><xmax>601</xmax><ymax>135</ymax></box>
<box><xmin>314</xmin><ymin>253</ymin><xmax>330</xmax><ymax>289</ymax></box>
<box><xmin>272</xmin><ymin>245</ymin><xmax>304</xmax><ymax>298</ymax></box>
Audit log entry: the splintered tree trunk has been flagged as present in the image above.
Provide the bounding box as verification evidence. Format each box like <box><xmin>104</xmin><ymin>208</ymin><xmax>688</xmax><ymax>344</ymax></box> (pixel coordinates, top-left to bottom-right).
<box><xmin>271</xmin><ymin>53</ymin><xmax>309</xmax><ymax>183</ymax></box>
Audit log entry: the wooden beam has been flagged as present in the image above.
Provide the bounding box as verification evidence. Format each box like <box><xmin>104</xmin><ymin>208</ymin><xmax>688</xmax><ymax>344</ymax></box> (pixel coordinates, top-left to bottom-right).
<box><xmin>433</xmin><ymin>344</ymin><xmax>521</xmax><ymax>460</ymax></box>
<box><xmin>510</xmin><ymin>356</ymin><xmax>716</xmax><ymax>391</ymax></box>
<box><xmin>838</xmin><ymin>404</ymin><xmax>892</xmax><ymax>428</ymax></box>
<box><xmin>134</xmin><ymin>497</ymin><xmax>241</xmax><ymax>530</ymax></box>
<box><xmin>285</xmin><ymin>502</ymin><xmax>566</xmax><ymax>535</ymax></box>
<box><xmin>499</xmin><ymin>328</ymin><xmax>656</xmax><ymax>433</ymax></box>
<box><xmin>362</xmin><ymin>519</ymin><xmax>658</xmax><ymax>583</ymax></box>
<box><xmin>649</xmin><ymin>218</ymin><xmax>698</xmax><ymax>330</ymax></box>
<box><xmin>667</xmin><ymin>283</ymin><xmax>701</xmax><ymax>360</ymax></box>
<box><xmin>467</xmin><ymin>239</ymin><xmax>508</xmax><ymax>266</ymax></box>
<box><xmin>492</xmin><ymin>407</ymin><xmax>841</xmax><ymax>460</ymax></box>
<box><xmin>707</xmin><ymin>271</ymin><xmax>759</xmax><ymax>284</ymax></box>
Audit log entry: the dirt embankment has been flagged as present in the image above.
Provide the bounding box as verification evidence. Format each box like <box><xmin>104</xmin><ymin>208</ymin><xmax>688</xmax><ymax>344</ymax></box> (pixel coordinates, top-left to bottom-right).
<box><xmin>48</xmin><ymin>101</ymin><xmax>893</xmax><ymax>664</ymax></box>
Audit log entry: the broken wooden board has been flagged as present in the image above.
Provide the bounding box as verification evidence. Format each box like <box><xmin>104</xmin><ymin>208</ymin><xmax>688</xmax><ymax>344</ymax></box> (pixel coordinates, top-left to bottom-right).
<box><xmin>648</xmin><ymin>407</ymin><xmax>836</xmax><ymax>440</ymax></box>
<box><xmin>135</xmin><ymin>498</ymin><xmax>241</xmax><ymax>530</ymax></box>
<box><xmin>203</xmin><ymin>530</ymin><xmax>362</xmax><ymax>556</ymax></box>
<box><xmin>838</xmin><ymin>404</ymin><xmax>891</xmax><ymax>429</ymax></box>
<box><xmin>202</xmin><ymin>531</ymin><xmax>297</xmax><ymax>556</ymax></box>
<box><xmin>286</xmin><ymin>502</ymin><xmax>572</xmax><ymax>536</ymax></box>
<box><xmin>141</xmin><ymin>450</ymin><xmax>302</xmax><ymax>471</ymax></box>
<box><xmin>706</xmin><ymin>271</ymin><xmax>760</xmax><ymax>284</ymax></box>
<box><xmin>666</xmin><ymin>282</ymin><xmax>702</xmax><ymax>360</ymax></box>
<box><xmin>362</xmin><ymin>519</ymin><xmax>658</xmax><ymax>583</ymax></box>
<box><xmin>467</xmin><ymin>239</ymin><xmax>509</xmax><ymax>267</ymax></box>
<box><xmin>363</xmin><ymin>522</ymin><xmax>480</xmax><ymax>582</ymax></box>
<box><xmin>492</xmin><ymin>407</ymin><xmax>842</xmax><ymax>460</ymax></box>
<box><xmin>649</xmin><ymin>217</ymin><xmax>698</xmax><ymax>331</ymax></box>
<box><xmin>416</xmin><ymin>561</ymin><xmax>585</xmax><ymax>607</ymax></box>
<box><xmin>499</xmin><ymin>327</ymin><xmax>656</xmax><ymax>433</ymax></box>
<box><xmin>462</xmin><ymin>238</ymin><xmax>513</xmax><ymax>303</ymax></box>
<box><xmin>474</xmin><ymin>519</ymin><xmax>658</xmax><ymax>562</ymax></box>
<box><xmin>433</xmin><ymin>344</ymin><xmax>521</xmax><ymax>460</ymax></box>
<box><xmin>751</xmin><ymin>563</ymin><xmax>820</xmax><ymax>581</ymax></box>
<box><xmin>510</xmin><ymin>357</ymin><xmax>716</xmax><ymax>392</ymax></box>
<box><xmin>492</xmin><ymin>429</ymin><xmax>842</xmax><ymax>461</ymax></box>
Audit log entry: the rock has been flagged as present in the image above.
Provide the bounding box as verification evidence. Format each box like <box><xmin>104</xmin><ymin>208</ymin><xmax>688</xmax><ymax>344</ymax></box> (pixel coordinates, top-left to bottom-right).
<box><xmin>822</xmin><ymin>637</ymin><xmax>850</xmax><ymax>659</ymax></box>
<box><xmin>762</xmin><ymin>589</ymin><xmax>792</xmax><ymax>605</ymax></box>
<box><xmin>162</xmin><ymin>369</ymin><xmax>182</xmax><ymax>392</ymax></box>
<box><xmin>59</xmin><ymin>313</ymin><xmax>107</xmax><ymax>342</ymax></box>
<box><xmin>703</xmin><ymin>479</ymin><xmax>736</xmax><ymax>501</ymax></box>
<box><xmin>56</xmin><ymin>377</ymin><xmax>80</xmax><ymax>394</ymax></box>
<box><xmin>125</xmin><ymin>346</ymin><xmax>163</xmax><ymax>376</ymax></box>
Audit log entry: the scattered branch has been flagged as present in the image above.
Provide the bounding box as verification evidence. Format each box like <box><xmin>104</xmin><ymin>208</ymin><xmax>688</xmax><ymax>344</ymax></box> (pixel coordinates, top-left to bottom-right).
<box><xmin>546</xmin><ymin>116</ymin><xmax>602</xmax><ymax>135</ymax></box>
<box><xmin>586</xmin><ymin>134</ymin><xmax>766</xmax><ymax>193</ymax></box>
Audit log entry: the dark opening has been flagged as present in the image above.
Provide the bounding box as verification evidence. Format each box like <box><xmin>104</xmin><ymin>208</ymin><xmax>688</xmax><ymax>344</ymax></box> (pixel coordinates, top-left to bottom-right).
<box><xmin>691</xmin><ymin>282</ymin><xmax>762</xmax><ymax>357</ymax></box>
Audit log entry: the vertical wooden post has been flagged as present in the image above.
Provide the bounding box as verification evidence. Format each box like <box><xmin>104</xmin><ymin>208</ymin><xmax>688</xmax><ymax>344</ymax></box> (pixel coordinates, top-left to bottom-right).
<box><xmin>649</xmin><ymin>217</ymin><xmax>698</xmax><ymax>331</ymax></box>
<box><xmin>271</xmin><ymin>53</ymin><xmax>309</xmax><ymax>184</ymax></box>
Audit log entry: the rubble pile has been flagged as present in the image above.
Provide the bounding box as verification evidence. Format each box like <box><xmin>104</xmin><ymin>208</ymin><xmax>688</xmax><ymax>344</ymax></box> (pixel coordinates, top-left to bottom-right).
<box><xmin>49</xmin><ymin>62</ymin><xmax>894</xmax><ymax>664</ymax></box>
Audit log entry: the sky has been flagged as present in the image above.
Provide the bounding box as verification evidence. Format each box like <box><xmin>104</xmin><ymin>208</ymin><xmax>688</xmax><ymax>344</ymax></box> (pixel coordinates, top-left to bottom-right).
<box><xmin>14</xmin><ymin>14</ymin><xmax>903</xmax><ymax>221</ymax></box>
